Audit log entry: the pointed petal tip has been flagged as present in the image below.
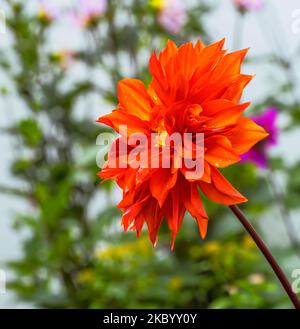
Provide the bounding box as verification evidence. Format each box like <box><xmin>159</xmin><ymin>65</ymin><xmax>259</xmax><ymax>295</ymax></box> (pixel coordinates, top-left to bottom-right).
<box><xmin>170</xmin><ymin>231</ymin><xmax>178</xmax><ymax>250</ymax></box>
<box><xmin>229</xmin><ymin>197</ymin><xmax>248</xmax><ymax>205</ymax></box>
<box><xmin>198</xmin><ymin>218</ymin><xmax>208</xmax><ymax>240</ymax></box>
<box><xmin>166</xmin><ymin>38</ymin><xmax>176</xmax><ymax>46</ymax></box>
<box><xmin>200</xmin><ymin>230</ymin><xmax>207</xmax><ymax>240</ymax></box>
<box><xmin>240</xmin><ymin>47</ymin><xmax>250</xmax><ymax>55</ymax></box>
<box><xmin>96</xmin><ymin>116</ymin><xmax>105</xmax><ymax>124</ymax></box>
<box><xmin>171</xmin><ymin>237</ymin><xmax>175</xmax><ymax>250</ymax></box>
<box><xmin>215</xmin><ymin>38</ymin><xmax>226</xmax><ymax>51</ymax></box>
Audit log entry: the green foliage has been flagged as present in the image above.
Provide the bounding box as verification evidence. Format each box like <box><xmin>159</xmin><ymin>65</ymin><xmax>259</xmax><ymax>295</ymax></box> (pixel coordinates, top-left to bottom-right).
<box><xmin>18</xmin><ymin>119</ymin><xmax>42</xmax><ymax>146</ymax></box>
<box><xmin>286</xmin><ymin>162</ymin><xmax>300</xmax><ymax>209</ymax></box>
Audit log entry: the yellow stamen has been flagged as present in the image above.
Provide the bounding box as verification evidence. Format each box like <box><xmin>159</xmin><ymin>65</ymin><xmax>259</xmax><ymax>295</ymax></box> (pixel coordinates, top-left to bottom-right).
<box><xmin>155</xmin><ymin>120</ymin><xmax>168</xmax><ymax>147</ymax></box>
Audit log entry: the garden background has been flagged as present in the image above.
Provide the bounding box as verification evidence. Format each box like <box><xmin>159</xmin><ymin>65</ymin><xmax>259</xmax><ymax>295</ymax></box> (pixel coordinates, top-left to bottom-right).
<box><xmin>0</xmin><ymin>0</ymin><xmax>300</xmax><ymax>308</ymax></box>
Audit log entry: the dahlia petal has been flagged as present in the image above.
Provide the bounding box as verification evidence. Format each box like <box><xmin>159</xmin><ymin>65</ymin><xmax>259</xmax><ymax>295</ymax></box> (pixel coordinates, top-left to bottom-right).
<box><xmin>117</xmin><ymin>167</ymin><xmax>137</xmax><ymax>192</ymax></box>
<box><xmin>198</xmin><ymin>167</ymin><xmax>247</xmax><ymax>205</ymax></box>
<box><xmin>122</xmin><ymin>195</ymin><xmax>149</xmax><ymax>231</ymax></box>
<box><xmin>98</xmin><ymin>165</ymin><xmax>126</xmax><ymax>187</ymax></box>
<box><xmin>149</xmin><ymin>52</ymin><xmax>165</xmax><ymax>81</ymax></box>
<box><xmin>182</xmin><ymin>182</ymin><xmax>208</xmax><ymax>239</ymax></box>
<box><xmin>181</xmin><ymin>160</ymin><xmax>211</xmax><ymax>183</ymax></box>
<box><xmin>98</xmin><ymin>149</ymin><xmax>133</xmax><ymax>188</ymax></box>
<box><xmin>202</xmin><ymin>161</ymin><xmax>212</xmax><ymax>183</ymax></box>
<box><xmin>147</xmin><ymin>83</ymin><xmax>163</xmax><ymax>106</ymax></box>
<box><xmin>97</xmin><ymin>109</ymin><xmax>149</xmax><ymax>136</ymax></box>
<box><xmin>205</xmin><ymin>135</ymin><xmax>241</xmax><ymax>168</ymax></box>
<box><xmin>133</xmin><ymin>213</ymin><xmax>145</xmax><ymax>237</ymax></box>
<box><xmin>150</xmin><ymin>169</ymin><xmax>178</xmax><ymax>207</ymax></box>
<box><xmin>190</xmin><ymin>79</ymin><xmax>235</xmax><ymax>103</ymax></box>
<box><xmin>202</xmin><ymin>99</ymin><xmax>249</xmax><ymax>125</ymax></box>
<box><xmin>149</xmin><ymin>53</ymin><xmax>170</xmax><ymax>105</ymax></box>
<box><xmin>211</xmin><ymin>48</ymin><xmax>249</xmax><ymax>81</ymax></box>
<box><xmin>158</xmin><ymin>39</ymin><xmax>178</xmax><ymax>67</ymax></box>
<box><xmin>221</xmin><ymin>74</ymin><xmax>253</xmax><ymax>102</ymax></box>
<box><xmin>121</xmin><ymin>184</ymin><xmax>151</xmax><ymax>230</ymax></box>
<box><xmin>189</xmin><ymin>70</ymin><xmax>213</xmax><ymax>96</ymax></box>
<box><xmin>117</xmin><ymin>189</ymin><xmax>136</xmax><ymax>208</ymax></box>
<box><xmin>193</xmin><ymin>38</ymin><xmax>226</xmax><ymax>74</ymax></box>
<box><xmin>225</xmin><ymin>117</ymin><xmax>269</xmax><ymax>154</ymax></box>
<box><xmin>118</xmin><ymin>79</ymin><xmax>152</xmax><ymax>121</ymax></box>
<box><xmin>195</xmin><ymin>39</ymin><xmax>205</xmax><ymax>52</ymax></box>
<box><xmin>177</xmin><ymin>41</ymin><xmax>198</xmax><ymax>80</ymax></box>
<box><xmin>169</xmin><ymin>74</ymin><xmax>189</xmax><ymax>101</ymax></box>
<box><xmin>197</xmin><ymin>217</ymin><xmax>208</xmax><ymax>239</ymax></box>
<box><xmin>144</xmin><ymin>199</ymin><xmax>163</xmax><ymax>245</ymax></box>
<box><xmin>164</xmin><ymin>188</ymin><xmax>186</xmax><ymax>249</ymax></box>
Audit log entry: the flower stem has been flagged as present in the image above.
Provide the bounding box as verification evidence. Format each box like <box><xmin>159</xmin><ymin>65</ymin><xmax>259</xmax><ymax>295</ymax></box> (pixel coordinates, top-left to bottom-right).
<box><xmin>229</xmin><ymin>204</ymin><xmax>300</xmax><ymax>309</ymax></box>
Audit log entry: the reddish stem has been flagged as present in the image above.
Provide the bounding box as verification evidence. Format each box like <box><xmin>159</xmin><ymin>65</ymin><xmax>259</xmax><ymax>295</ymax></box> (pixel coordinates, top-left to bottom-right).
<box><xmin>229</xmin><ymin>204</ymin><xmax>300</xmax><ymax>309</ymax></box>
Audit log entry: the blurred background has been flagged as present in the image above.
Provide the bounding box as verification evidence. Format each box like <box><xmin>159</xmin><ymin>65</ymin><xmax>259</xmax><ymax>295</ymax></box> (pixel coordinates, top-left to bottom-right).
<box><xmin>0</xmin><ymin>0</ymin><xmax>300</xmax><ymax>308</ymax></box>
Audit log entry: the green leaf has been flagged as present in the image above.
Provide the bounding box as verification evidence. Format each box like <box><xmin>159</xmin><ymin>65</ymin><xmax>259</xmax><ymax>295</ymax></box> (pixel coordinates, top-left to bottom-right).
<box><xmin>18</xmin><ymin>118</ymin><xmax>42</xmax><ymax>146</ymax></box>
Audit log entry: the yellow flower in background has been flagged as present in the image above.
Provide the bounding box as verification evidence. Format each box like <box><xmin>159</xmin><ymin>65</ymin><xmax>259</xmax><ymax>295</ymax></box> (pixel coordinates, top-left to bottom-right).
<box><xmin>149</xmin><ymin>0</ymin><xmax>187</xmax><ymax>34</ymax></box>
<box><xmin>77</xmin><ymin>269</ymin><xmax>95</xmax><ymax>284</ymax></box>
<box><xmin>37</xmin><ymin>10</ymin><xmax>52</xmax><ymax>24</ymax></box>
<box><xmin>95</xmin><ymin>237</ymin><xmax>152</xmax><ymax>261</ymax></box>
<box><xmin>38</xmin><ymin>0</ymin><xmax>58</xmax><ymax>24</ymax></box>
<box><xmin>150</xmin><ymin>0</ymin><xmax>166</xmax><ymax>10</ymax></box>
<box><xmin>169</xmin><ymin>276</ymin><xmax>184</xmax><ymax>290</ymax></box>
<box><xmin>203</xmin><ymin>241</ymin><xmax>221</xmax><ymax>254</ymax></box>
<box><xmin>50</xmin><ymin>50</ymin><xmax>75</xmax><ymax>70</ymax></box>
<box><xmin>189</xmin><ymin>241</ymin><xmax>221</xmax><ymax>258</ymax></box>
<box><xmin>242</xmin><ymin>235</ymin><xmax>256</xmax><ymax>249</ymax></box>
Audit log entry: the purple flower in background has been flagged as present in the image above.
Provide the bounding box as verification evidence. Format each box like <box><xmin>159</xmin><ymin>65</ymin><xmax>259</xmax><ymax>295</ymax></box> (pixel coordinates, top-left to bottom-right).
<box><xmin>234</xmin><ymin>0</ymin><xmax>264</xmax><ymax>12</ymax></box>
<box><xmin>158</xmin><ymin>0</ymin><xmax>187</xmax><ymax>34</ymax></box>
<box><xmin>241</xmin><ymin>107</ymin><xmax>279</xmax><ymax>168</ymax></box>
<box><xmin>75</xmin><ymin>0</ymin><xmax>107</xmax><ymax>27</ymax></box>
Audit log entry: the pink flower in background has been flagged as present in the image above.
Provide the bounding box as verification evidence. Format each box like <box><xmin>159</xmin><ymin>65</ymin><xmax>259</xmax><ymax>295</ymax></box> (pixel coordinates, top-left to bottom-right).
<box><xmin>234</xmin><ymin>0</ymin><xmax>264</xmax><ymax>12</ymax></box>
<box><xmin>158</xmin><ymin>0</ymin><xmax>187</xmax><ymax>34</ymax></box>
<box><xmin>75</xmin><ymin>0</ymin><xmax>107</xmax><ymax>27</ymax></box>
<box><xmin>50</xmin><ymin>50</ymin><xmax>76</xmax><ymax>70</ymax></box>
<box><xmin>241</xmin><ymin>107</ymin><xmax>279</xmax><ymax>168</ymax></box>
<box><xmin>38</xmin><ymin>0</ymin><xmax>59</xmax><ymax>22</ymax></box>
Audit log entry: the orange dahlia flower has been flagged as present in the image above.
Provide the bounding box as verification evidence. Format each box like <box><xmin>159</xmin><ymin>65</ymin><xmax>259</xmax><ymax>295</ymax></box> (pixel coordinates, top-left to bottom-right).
<box><xmin>97</xmin><ymin>39</ymin><xmax>268</xmax><ymax>248</ymax></box>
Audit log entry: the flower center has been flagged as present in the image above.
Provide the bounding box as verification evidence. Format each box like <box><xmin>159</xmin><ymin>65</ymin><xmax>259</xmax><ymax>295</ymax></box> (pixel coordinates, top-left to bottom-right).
<box><xmin>155</xmin><ymin>120</ymin><xmax>168</xmax><ymax>147</ymax></box>
<box><xmin>187</xmin><ymin>104</ymin><xmax>203</xmax><ymax>121</ymax></box>
<box><xmin>185</xmin><ymin>104</ymin><xmax>208</xmax><ymax>130</ymax></box>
